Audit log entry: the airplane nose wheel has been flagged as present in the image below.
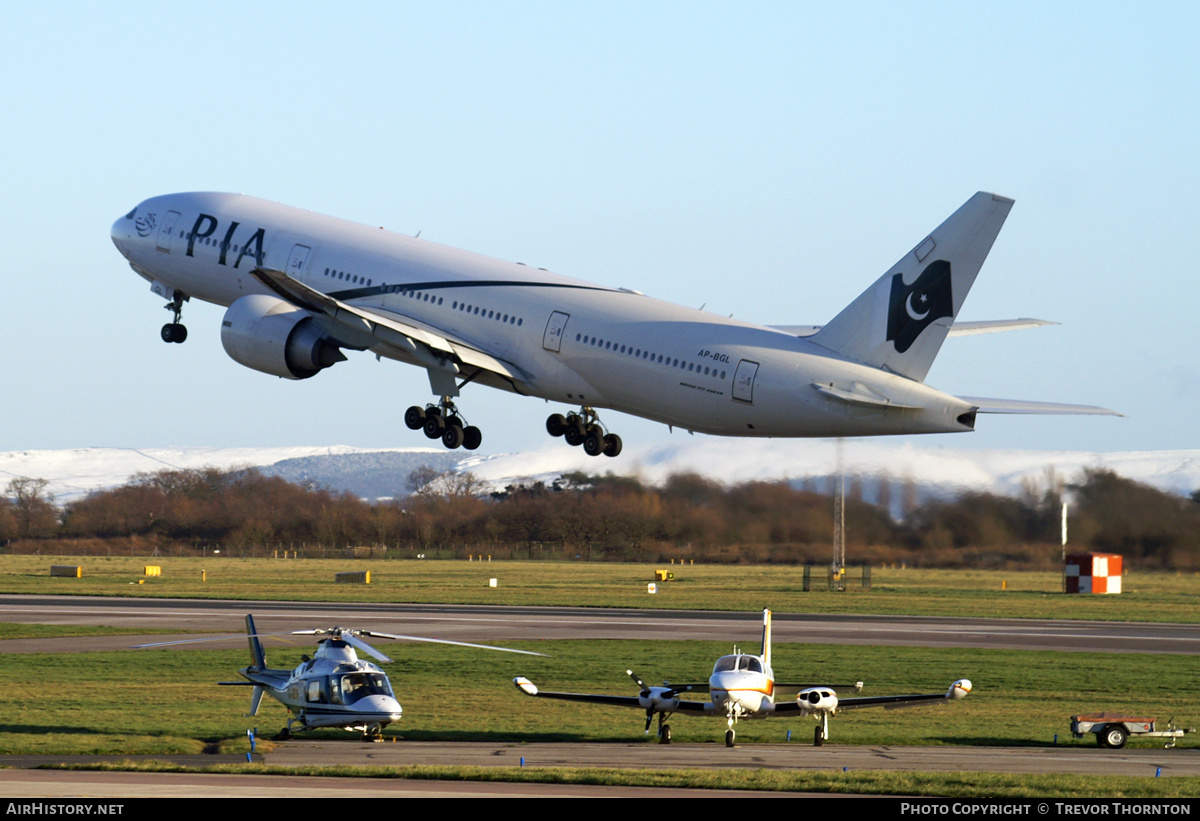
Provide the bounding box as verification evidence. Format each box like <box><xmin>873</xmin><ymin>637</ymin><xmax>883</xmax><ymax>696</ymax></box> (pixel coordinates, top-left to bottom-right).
<box><xmin>160</xmin><ymin>290</ymin><xmax>188</xmax><ymax>344</ymax></box>
<box><xmin>405</xmin><ymin>399</ymin><xmax>481</xmax><ymax>451</ymax></box>
<box><xmin>725</xmin><ymin>728</ymin><xmax>736</xmax><ymax>748</ymax></box>
<box><xmin>547</xmin><ymin>408</ymin><xmax>622</xmax><ymax>457</ymax></box>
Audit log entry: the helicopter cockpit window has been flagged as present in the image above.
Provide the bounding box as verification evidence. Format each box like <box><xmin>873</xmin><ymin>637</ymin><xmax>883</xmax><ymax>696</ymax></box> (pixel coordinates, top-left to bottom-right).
<box><xmin>306</xmin><ymin>679</ymin><xmax>327</xmax><ymax>703</ymax></box>
<box><xmin>339</xmin><ymin>673</ymin><xmax>394</xmax><ymax>705</ymax></box>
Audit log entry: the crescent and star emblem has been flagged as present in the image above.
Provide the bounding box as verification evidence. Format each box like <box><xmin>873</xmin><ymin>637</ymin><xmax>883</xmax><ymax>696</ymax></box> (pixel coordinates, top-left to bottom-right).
<box><xmin>905</xmin><ymin>292</ymin><xmax>930</xmax><ymax>321</ymax></box>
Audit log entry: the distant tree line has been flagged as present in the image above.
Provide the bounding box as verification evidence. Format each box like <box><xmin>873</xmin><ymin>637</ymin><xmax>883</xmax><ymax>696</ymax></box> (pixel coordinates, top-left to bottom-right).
<box><xmin>2</xmin><ymin>467</ymin><xmax>1199</xmax><ymax>569</ymax></box>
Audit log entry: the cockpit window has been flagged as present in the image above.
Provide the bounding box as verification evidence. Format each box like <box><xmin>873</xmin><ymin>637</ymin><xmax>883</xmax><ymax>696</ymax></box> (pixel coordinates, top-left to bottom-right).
<box><xmin>339</xmin><ymin>673</ymin><xmax>394</xmax><ymax>704</ymax></box>
<box><xmin>125</xmin><ymin>208</ymin><xmax>136</xmax><ymax>219</ymax></box>
<box><xmin>714</xmin><ymin>655</ymin><xmax>762</xmax><ymax>674</ymax></box>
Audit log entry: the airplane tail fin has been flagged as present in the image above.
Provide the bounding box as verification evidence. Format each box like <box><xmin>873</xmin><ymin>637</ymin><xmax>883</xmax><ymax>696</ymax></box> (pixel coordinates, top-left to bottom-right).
<box><xmin>245</xmin><ymin>614</ymin><xmax>267</xmax><ymax>670</ymax></box>
<box><xmin>761</xmin><ymin>608</ymin><xmax>772</xmax><ymax>669</ymax></box>
<box><xmin>811</xmin><ymin>192</ymin><xmax>1014</xmax><ymax>382</ymax></box>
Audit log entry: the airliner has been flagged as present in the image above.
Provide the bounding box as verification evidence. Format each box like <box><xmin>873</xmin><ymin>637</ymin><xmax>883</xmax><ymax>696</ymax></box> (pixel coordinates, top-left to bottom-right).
<box><xmin>110</xmin><ymin>191</ymin><xmax>1116</xmax><ymax>456</ymax></box>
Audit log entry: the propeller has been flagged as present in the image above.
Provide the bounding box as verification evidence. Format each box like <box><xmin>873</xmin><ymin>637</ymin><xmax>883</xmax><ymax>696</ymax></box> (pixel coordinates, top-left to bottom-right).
<box><xmin>627</xmin><ymin>669</ymin><xmax>689</xmax><ymax>700</ymax></box>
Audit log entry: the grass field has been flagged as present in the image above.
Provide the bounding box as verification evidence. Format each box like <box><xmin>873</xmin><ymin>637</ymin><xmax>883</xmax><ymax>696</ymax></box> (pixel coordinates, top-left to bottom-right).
<box><xmin>4</xmin><ymin>555</ymin><xmax>1200</xmax><ymax>622</ymax></box>
<box><xmin>4</xmin><ymin>556</ymin><xmax>1199</xmax><ymax>796</ymax></box>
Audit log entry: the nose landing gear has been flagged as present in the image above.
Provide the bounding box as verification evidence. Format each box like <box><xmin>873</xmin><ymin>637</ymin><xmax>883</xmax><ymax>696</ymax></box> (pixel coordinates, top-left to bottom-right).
<box><xmin>161</xmin><ymin>290</ymin><xmax>188</xmax><ymax>344</ymax></box>
<box><xmin>546</xmin><ymin>407</ymin><xmax>622</xmax><ymax>457</ymax></box>
<box><xmin>405</xmin><ymin>399</ymin><xmax>482</xmax><ymax>451</ymax></box>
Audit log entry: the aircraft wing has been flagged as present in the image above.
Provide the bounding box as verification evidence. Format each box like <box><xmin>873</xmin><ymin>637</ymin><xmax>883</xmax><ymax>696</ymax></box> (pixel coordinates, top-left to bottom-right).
<box><xmin>774</xmin><ymin>681</ymin><xmax>863</xmax><ymax>697</ymax></box>
<box><xmin>774</xmin><ymin>679</ymin><xmax>972</xmax><ymax>714</ymax></box>
<box><xmin>512</xmin><ymin>678</ymin><xmax>709</xmax><ymax>713</ymax></box>
<box><xmin>770</xmin><ymin>318</ymin><xmax>1054</xmax><ymax>338</ymax></box>
<box><xmin>960</xmin><ymin>397</ymin><xmax>1122</xmax><ymax>416</ymax></box>
<box><xmin>249</xmin><ymin>267</ymin><xmax>527</xmax><ymax>384</ymax></box>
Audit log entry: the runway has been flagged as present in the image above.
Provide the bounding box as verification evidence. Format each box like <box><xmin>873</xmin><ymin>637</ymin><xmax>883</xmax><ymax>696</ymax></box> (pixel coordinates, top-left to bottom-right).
<box><xmin>1</xmin><ymin>594</ymin><xmax>1198</xmax><ymax>655</ymax></box>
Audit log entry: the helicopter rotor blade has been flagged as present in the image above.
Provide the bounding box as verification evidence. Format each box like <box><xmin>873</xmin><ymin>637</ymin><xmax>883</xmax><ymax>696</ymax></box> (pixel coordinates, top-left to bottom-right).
<box><xmin>341</xmin><ymin>632</ymin><xmax>393</xmax><ymax>664</ymax></box>
<box><xmin>360</xmin><ymin>631</ymin><xmax>545</xmax><ymax>657</ymax></box>
<box><xmin>132</xmin><ymin>632</ymin><xmax>280</xmax><ymax>649</ymax></box>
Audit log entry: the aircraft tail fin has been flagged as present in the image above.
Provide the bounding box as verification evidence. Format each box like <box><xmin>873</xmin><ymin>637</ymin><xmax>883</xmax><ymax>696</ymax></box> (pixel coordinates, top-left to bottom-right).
<box><xmin>761</xmin><ymin>608</ymin><xmax>772</xmax><ymax>669</ymax></box>
<box><xmin>245</xmin><ymin>614</ymin><xmax>267</xmax><ymax>670</ymax></box>
<box><xmin>812</xmin><ymin>192</ymin><xmax>1014</xmax><ymax>382</ymax></box>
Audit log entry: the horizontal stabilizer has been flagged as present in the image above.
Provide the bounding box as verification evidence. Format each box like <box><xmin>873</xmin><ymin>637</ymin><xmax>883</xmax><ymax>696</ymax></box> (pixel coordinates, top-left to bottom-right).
<box><xmin>945</xmin><ymin>318</ymin><xmax>1056</xmax><ymax>337</ymax></box>
<box><xmin>771</xmin><ymin>318</ymin><xmax>1054</xmax><ymax>339</ymax></box>
<box><xmin>961</xmin><ymin>397</ymin><xmax>1122</xmax><ymax>416</ymax></box>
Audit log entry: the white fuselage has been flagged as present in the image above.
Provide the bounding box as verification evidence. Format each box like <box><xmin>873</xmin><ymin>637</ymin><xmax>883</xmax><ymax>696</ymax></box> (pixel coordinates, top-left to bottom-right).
<box><xmin>709</xmin><ymin>653</ymin><xmax>776</xmax><ymax>718</ymax></box>
<box><xmin>263</xmin><ymin>640</ymin><xmax>403</xmax><ymax>731</ymax></box>
<box><xmin>112</xmin><ymin>192</ymin><xmax>976</xmax><ymax>438</ymax></box>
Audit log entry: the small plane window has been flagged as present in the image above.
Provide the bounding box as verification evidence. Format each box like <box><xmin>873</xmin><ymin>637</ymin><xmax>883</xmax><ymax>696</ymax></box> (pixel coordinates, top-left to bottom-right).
<box><xmin>714</xmin><ymin>656</ymin><xmax>737</xmax><ymax>673</ymax></box>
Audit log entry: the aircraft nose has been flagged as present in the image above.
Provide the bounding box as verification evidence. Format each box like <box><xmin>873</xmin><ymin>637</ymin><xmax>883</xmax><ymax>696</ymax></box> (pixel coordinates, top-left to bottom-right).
<box><xmin>111</xmin><ymin>212</ymin><xmax>133</xmax><ymax>257</ymax></box>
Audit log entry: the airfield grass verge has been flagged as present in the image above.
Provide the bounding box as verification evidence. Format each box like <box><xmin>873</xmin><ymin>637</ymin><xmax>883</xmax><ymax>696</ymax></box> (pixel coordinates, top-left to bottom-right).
<box><xmin>3</xmin><ymin>640</ymin><xmax>1199</xmax><ymax>755</ymax></box>
<box><xmin>3</xmin><ymin>556</ymin><xmax>1200</xmax><ymax>621</ymax></box>
<box><xmin>48</xmin><ymin>761</ymin><xmax>1200</xmax><ymax>798</ymax></box>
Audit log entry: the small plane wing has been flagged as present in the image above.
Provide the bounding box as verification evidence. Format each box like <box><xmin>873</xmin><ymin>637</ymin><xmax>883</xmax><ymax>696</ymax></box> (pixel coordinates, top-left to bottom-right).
<box><xmin>960</xmin><ymin>397</ymin><xmax>1123</xmax><ymax>416</ymax></box>
<box><xmin>249</xmin><ymin>267</ymin><xmax>527</xmax><ymax>384</ymax></box>
<box><xmin>770</xmin><ymin>318</ymin><xmax>1054</xmax><ymax>338</ymax></box>
<box><xmin>774</xmin><ymin>681</ymin><xmax>864</xmax><ymax>697</ymax></box>
<box><xmin>512</xmin><ymin>677</ymin><xmax>709</xmax><ymax>713</ymax></box>
<box><xmin>774</xmin><ymin>679</ymin><xmax>972</xmax><ymax>714</ymax></box>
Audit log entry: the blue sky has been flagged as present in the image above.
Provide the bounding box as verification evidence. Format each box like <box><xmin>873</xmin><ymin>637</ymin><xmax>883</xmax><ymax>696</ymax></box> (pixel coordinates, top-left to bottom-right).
<box><xmin>2</xmin><ymin>3</ymin><xmax>1195</xmax><ymax>457</ymax></box>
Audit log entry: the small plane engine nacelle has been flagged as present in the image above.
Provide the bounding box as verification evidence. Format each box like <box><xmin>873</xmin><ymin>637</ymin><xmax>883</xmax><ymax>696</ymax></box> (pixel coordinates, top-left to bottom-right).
<box><xmin>639</xmin><ymin>686</ymin><xmax>681</xmax><ymax>711</ymax></box>
<box><xmin>797</xmin><ymin>687</ymin><xmax>838</xmax><ymax>715</ymax></box>
<box><xmin>221</xmin><ymin>294</ymin><xmax>347</xmax><ymax>380</ymax></box>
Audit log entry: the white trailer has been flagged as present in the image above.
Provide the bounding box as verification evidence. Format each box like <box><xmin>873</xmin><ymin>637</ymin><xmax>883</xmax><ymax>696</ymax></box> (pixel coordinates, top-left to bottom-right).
<box><xmin>1071</xmin><ymin>713</ymin><xmax>1193</xmax><ymax>749</ymax></box>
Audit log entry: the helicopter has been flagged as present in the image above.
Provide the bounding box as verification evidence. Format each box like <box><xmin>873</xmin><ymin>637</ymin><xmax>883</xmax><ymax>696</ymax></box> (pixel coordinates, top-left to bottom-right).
<box><xmin>137</xmin><ymin>613</ymin><xmax>543</xmax><ymax>740</ymax></box>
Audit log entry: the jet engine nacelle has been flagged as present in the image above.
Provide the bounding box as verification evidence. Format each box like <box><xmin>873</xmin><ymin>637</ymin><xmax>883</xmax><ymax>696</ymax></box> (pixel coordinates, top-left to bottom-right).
<box><xmin>221</xmin><ymin>294</ymin><xmax>346</xmax><ymax>380</ymax></box>
<box><xmin>796</xmin><ymin>687</ymin><xmax>838</xmax><ymax>715</ymax></box>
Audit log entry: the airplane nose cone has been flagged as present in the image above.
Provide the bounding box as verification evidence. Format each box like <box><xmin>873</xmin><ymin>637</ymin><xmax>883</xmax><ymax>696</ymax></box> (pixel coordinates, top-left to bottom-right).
<box><xmin>111</xmin><ymin>213</ymin><xmax>132</xmax><ymax>257</ymax></box>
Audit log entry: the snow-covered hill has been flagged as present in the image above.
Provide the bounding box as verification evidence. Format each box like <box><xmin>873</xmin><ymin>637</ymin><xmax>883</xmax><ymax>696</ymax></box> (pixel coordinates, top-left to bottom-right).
<box><xmin>1</xmin><ymin>441</ymin><xmax>1197</xmax><ymax>505</ymax></box>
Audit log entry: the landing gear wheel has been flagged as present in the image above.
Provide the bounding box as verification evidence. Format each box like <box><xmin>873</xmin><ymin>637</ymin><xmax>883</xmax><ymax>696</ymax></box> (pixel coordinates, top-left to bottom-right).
<box><xmin>660</xmin><ymin>724</ymin><xmax>671</xmax><ymax>744</ymax></box>
<box><xmin>546</xmin><ymin>414</ymin><xmax>567</xmax><ymax>437</ymax></box>
<box><xmin>725</xmin><ymin>729</ymin><xmax>736</xmax><ymax>748</ymax></box>
<box><xmin>583</xmin><ymin>432</ymin><xmax>604</xmax><ymax>457</ymax></box>
<box><xmin>160</xmin><ymin>323</ymin><xmax>187</xmax><ymax>343</ymax></box>
<box><xmin>814</xmin><ymin>726</ymin><xmax>825</xmax><ymax>747</ymax></box>
<box><xmin>1100</xmin><ymin>724</ymin><xmax>1128</xmax><ymax>749</ymax></box>
<box><xmin>564</xmin><ymin>422</ymin><xmax>585</xmax><ymax>447</ymax></box>
<box><xmin>404</xmin><ymin>406</ymin><xmax>426</xmax><ymax>430</ymax></box>
<box><xmin>278</xmin><ymin>727</ymin><xmax>291</xmax><ymax>740</ymax></box>
<box><xmin>462</xmin><ymin>426</ymin><xmax>482</xmax><ymax>450</ymax></box>
<box><xmin>423</xmin><ymin>414</ymin><xmax>445</xmax><ymax>439</ymax></box>
<box><xmin>442</xmin><ymin>424</ymin><xmax>465</xmax><ymax>449</ymax></box>
<box><xmin>602</xmin><ymin>433</ymin><xmax>622</xmax><ymax>457</ymax></box>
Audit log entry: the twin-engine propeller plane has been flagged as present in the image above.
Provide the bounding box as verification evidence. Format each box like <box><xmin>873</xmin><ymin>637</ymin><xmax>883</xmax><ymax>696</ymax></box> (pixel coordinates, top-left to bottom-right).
<box><xmin>513</xmin><ymin>609</ymin><xmax>971</xmax><ymax>746</ymax></box>
<box><xmin>111</xmin><ymin>191</ymin><xmax>1117</xmax><ymax>456</ymax></box>
<box><xmin>136</xmin><ymin>614</ymin><xmax>543</xmax><ymax>740</ymax></box>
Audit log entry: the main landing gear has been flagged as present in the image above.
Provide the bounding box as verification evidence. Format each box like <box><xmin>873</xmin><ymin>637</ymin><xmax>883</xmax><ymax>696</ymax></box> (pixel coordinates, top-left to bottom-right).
<box><xmin>405</xmin><ymin>399</ymin><xmax>482</xmax><ymax>451</ymax></box>
<box><xmin>161</xmin><ymin>290</ymin><xmax>188</xmax><ymax>344</ymax></box>
<box><xmin>546</xmin><ymin>407</ymin><xmax>622</xmax><ymax>457</ymax></box>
